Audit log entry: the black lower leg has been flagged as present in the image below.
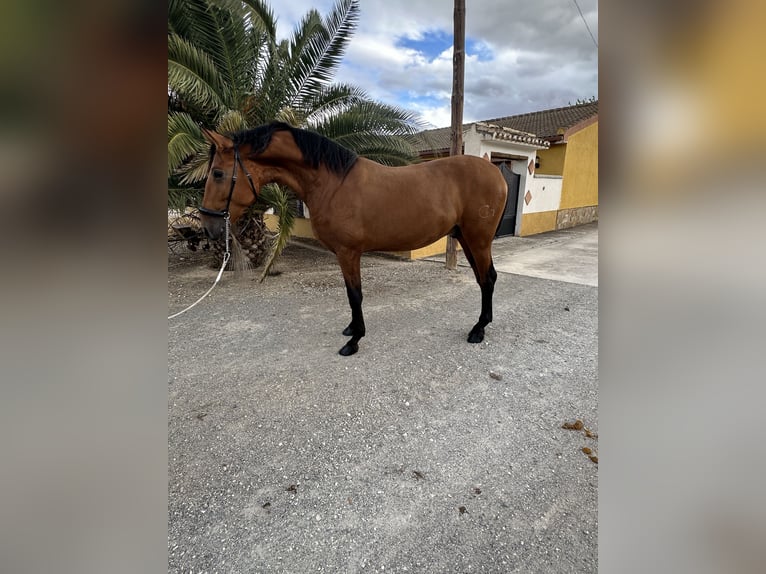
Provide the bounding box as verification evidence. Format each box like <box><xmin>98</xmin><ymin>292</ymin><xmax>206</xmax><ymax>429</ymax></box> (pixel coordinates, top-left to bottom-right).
<box><xmin>468</xmin><ymin>263</ymin><xmax>497</xmax><ymax>344</ymax></box>
<box><xmin>340</xmin><ymin>282</ymin><xmax>365</xmax><ymax>356</ymax></box>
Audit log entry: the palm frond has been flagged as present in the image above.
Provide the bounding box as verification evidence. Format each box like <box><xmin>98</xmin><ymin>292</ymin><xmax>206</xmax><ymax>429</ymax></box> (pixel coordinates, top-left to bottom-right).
<box><xmin>170</xmin><ymin>0</ymin><xmax>233</xmax><ymax>87</ymax></box>
<box><xmin>319</xmin><ymin>100</ymin><xmax>423</xmax><ymax>137</ymax></box>
<box><xmin>341</xmin><ymin>135</ymin><xmax>418</xmax><ymax>165</ymax></box>
<box><xmin>180</xmin><ymin>153</ymin><xmax>212</xmax><ymax>185</ymax></box>
<box><xmin>168</xmin><ymin>187</ymin><xmax>203</xmax><ymax>212</ymax></box>
<box><xmin>169</xmin><ymin>0</ymin><xmax>213</xmax><ymax>38</ymax></box>
<box><xmin>253</xmin><ymin>39</ymin><xmax>292</xmax><ymax>123</ymax></box>
<box><xmin>241</xmin><ymin>25</ymin><xmax>273</xmax><ymax>115</ymax></box>
<box><xmin>258</xmin><ymin>184</ymin><xmax>296</xmax><ymax>282</ymax></box>
<box><xmin>301</xmin><ymin>83</ymin><xmax>368</xmax><ymax>125</ymax></box>
<box><xmin>168</xmin><ymin>33</ymin><xmax>229</xmax><ymax>112</ymax></box>
<box><xmin>286</xmin><ymin>0</ymin><xmax>359</xmax><ymax>104</ymax></box>
<box><xmin>167</xmin><ymin>110</ymin><xmax>210</xmax><ymax>184</ymax></box>
<box><xmin>216</xmin><ymin>109</ymin><xmax>249</xmax><ymax>135</ymax></box>
<box><xmin>314</xmin><ymin>0</ymin><xmax>360</xmax><ymax>81</ymax></box>
<box><xmin>239</xmin><ymin>0</ymin><xmax>277</xmax><ymax>39</ymax></box>
<box><xmin>168</xmin><ymin>111</ymin><xmax>207</xmax><ymax>175</ymax></box>
<box><xmin>313</xmin><ymin>100</ymin><xmax>423</xmax><ymax>164</ymax></box>
<box><xmin>191</xmin><ymin>0</ymin><xmax>252</xmax><ymax>97</ymax></box>
<box><xmin>275</xmin><ymin>107</ymin><xmax>305</xmax><ymax>127</ymax></box>
<box><xmin>351</xmin><ymin>146</ymin><xmax>416</xmax><ymax>166</ymax></box>
<box><xmin>288</xmin><ymin>9</ymin><xmax>323</xmax><ymax>61</ymax></box>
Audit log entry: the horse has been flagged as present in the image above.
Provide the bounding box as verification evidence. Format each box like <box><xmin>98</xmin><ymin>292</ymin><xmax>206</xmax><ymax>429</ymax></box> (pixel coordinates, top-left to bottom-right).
<box><xmin>199</xmin><ymin>121</ymin><xmax>507</xmax><ymax>356</ymax></box>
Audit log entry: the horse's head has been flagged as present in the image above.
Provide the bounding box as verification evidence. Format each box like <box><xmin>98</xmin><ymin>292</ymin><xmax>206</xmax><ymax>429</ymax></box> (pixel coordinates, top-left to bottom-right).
<box><xmin>199</xmin><ymin>129</ymin><xmax>260</xmax><ymax>240</ymax></box>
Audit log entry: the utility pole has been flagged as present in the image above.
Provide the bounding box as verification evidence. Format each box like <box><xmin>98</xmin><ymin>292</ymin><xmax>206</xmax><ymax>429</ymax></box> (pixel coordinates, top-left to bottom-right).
<box><xmin>446</xmin><ymin>0</ymin><xmax>465</xmax><ymax>270</ymax></box>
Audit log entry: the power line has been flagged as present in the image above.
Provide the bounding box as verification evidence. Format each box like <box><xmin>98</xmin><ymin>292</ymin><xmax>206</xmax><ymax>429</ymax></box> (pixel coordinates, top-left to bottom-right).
<box><xmin>571</xmin><ymin>0</ymin><xmax>598</xmax><ymax>49</ymax></box>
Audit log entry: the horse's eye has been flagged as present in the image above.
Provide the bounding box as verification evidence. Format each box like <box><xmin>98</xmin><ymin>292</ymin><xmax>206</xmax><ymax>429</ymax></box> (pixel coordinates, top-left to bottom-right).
<box><xmin>212</xmin><ymin>169</ymin><xmax>224</xmax><ymax>181</ymax></box>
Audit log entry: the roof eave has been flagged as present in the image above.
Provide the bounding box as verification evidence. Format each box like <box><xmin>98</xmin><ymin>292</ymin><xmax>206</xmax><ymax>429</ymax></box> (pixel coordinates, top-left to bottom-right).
<box><xmin>473</xmin><ymin>122</ymin><xmax>550</xmax><ymax>148</ymax></box>
<box><xmin>562</xmin><ymin>114</ymin><xmax>599</xmax><ymax>141</ymax></box>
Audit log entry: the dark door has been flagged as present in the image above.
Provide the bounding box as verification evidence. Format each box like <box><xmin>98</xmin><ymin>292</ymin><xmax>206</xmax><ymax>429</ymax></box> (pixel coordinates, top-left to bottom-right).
<box><xmin>496</xmin><ymin>162</ymin><xmax>520</xmax><ymax>237</ymax></box>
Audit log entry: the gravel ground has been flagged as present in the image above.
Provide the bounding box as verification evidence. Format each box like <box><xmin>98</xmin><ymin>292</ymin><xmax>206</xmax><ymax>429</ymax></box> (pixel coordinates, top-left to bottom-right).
<box><xmin>168</xmin><ymin>238</ymin><xmax>598</xmax><ymax>573</ymax></box>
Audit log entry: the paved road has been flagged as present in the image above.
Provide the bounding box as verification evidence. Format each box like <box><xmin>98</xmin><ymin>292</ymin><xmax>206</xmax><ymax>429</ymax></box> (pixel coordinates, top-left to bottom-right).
<box><xmin>168</xmin><ymin>223</ymin><xmax>598</xmax><ymax>573</ymax></box>
<box><xmin>426</xmin><ymin>223</ymin><xmax>598</xmax><ymax>287</ymax></box>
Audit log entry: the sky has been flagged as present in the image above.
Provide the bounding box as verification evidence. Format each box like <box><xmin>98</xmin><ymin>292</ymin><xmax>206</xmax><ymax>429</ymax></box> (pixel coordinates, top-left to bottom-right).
<box><xmin>274</xmin><ymin>0</ymin><xmax>598</xmax><ymax>129</ymax></box>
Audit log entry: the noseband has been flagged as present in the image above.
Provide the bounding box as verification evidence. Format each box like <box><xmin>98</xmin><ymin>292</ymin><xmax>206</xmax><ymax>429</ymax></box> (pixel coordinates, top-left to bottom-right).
<box><xmin>199</xmin><ymin>146</ymin><xmax>258</xmax><ymax>218</ymax></box>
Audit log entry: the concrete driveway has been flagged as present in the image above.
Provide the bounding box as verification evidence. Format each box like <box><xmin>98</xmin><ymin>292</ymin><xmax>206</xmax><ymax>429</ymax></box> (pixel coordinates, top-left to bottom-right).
<box><xmin>168</xmin><ymin>223</ymin><xmax>598</xmax><ymax>573</ymax></box>
<box><xmin>426</xmin><ymin>222</ymin><xmax>598</xmax><ymax>287</ymax></box>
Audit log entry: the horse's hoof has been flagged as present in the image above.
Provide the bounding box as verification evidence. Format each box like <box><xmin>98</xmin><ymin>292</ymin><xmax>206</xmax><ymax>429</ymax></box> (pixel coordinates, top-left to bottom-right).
<box><xmin>467</xmin><ymin>328</ymin><xmax>485</xmax><ymax>344</ymax></box>
<box><xmin>339</xmin><ymin>341</ymin><xmax>359</xmax><ymax>356</ymax></box>
<box><xmin>342</xmin><ymin>325</ymin><xmax>354</xmax><ymax>336</ymax></box>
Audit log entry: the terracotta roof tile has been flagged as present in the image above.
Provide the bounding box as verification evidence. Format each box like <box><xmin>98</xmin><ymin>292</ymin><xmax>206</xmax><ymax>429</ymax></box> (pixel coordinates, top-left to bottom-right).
<box><xmin>487</xmin><ymin>101</ymin><xmax>598</xmax><ymax>140</ymax></box>
<box><xmin>413</xmin><ymin>100</ymin><xmax>598</xmax><ymax>153</ymax></box>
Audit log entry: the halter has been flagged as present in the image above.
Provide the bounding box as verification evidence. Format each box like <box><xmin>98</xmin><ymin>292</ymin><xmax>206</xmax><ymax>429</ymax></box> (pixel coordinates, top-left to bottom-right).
<box><xmin>199</xmin><ymin>146</ymin><xmax>258</xmax><ymax>218</ymax></box>
<box><xmin>170</xmin><ymin>147</ymin><xmax>255</xmax><ymax>320</ymax></box>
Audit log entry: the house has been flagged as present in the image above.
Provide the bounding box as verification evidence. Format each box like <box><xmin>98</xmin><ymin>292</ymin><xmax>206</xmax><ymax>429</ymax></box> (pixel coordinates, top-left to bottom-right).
<box><xmin>414</xmin><ymin>100</ymin><xmax>598</xmax><ymax>238</ymax></box>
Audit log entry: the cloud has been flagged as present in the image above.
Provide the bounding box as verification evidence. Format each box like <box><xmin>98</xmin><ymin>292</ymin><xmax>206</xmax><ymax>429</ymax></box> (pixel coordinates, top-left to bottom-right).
<box><xmin>275</xmin><ymin>0</ymin><xmax>598</xmax><ymax>127</ymax></box>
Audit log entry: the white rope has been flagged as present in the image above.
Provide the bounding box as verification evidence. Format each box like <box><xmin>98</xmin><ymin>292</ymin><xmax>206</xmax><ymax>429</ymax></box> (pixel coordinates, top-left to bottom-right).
<box><xmin>168</xmin><ymin>215</ymin><xmax>231</xmax><ymax>320</ymax></box>
<box><xmin>167</xmin><ymin>252</ymin><xmax>230</xmax><ymax>319</ymax></box>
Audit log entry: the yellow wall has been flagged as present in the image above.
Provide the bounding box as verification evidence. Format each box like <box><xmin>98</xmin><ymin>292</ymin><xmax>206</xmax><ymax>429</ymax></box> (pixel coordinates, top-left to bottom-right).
<box><xmin>519</xmin><ymin>210</ymin><xmax>557</xmax><ymax>236</ymax></box>
<box><xmin>264</xmin><ymin>213</ymin><xmax>315</xmax><ymax>238</ymax></box>
<box><xmin>266</xmin><ymin>213</ymin><xmax>454</xmax><ymax>259</ymax></box>
<box><xmin>393</xmin><ymin>236</ymin><xmax>463</xmax><ymax>259</ymax></box>
<box><xmin>535</xmin><ymin>143</ymin><xmax>566</xmax><ymax>175</ymax></box>
<box><xmin>559</xmin><ymin>121</ymin><xmax>598</xmax><ymax>209</ymax></box>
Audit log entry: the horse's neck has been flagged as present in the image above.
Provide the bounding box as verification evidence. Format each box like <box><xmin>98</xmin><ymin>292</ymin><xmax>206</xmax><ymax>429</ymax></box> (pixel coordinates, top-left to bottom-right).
<box><xmin>261</xmin><ymin>164</ymin><xmax>326</xmax><ymax>205</ymax></box>
<box><xmin>254</xmin><ymin>129</ymin><xmax>336</xmax><ymax>207</ymax></box>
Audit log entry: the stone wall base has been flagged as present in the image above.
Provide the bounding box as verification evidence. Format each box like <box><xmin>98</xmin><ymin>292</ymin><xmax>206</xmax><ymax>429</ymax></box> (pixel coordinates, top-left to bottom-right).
<box><xmin>556</xmin><ymin>205</ymin><xmax>598</xmax><ymax>230</ymax></box>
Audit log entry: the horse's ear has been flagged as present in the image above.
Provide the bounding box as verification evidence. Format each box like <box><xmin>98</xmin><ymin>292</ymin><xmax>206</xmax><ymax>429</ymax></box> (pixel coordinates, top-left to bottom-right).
<box><xmin>201</xmin><ymin>128</ymin><xmax>233</xmax><ymax>150</ymax></box>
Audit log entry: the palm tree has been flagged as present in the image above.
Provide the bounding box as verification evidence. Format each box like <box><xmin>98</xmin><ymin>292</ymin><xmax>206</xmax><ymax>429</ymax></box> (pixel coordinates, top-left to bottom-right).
<box><xmin>168</xmin><ymin>0</ymin><xmax>421</xmax><ymax>278</ymax></box>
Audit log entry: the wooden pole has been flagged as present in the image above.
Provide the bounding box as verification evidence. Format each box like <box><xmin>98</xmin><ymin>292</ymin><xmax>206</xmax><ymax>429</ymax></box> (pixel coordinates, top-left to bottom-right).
<box><xmin>446</xmin><ymin>0</ymin><xmax>465</xmax><ymax>270</ymax></box>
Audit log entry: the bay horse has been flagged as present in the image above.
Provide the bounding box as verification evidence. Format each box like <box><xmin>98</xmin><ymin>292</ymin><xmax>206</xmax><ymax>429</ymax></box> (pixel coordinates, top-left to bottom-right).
<box><xmin>199</xmin><ymin>122</ymin><xmax>507</xmax><ymax>356</ymax></box>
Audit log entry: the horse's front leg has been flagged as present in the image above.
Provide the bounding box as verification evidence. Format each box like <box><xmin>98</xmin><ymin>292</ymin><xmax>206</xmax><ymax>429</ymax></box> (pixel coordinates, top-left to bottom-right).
<box><xmin>336</xmin><ymin>249</ymin><xmax>365</xmax><ymax>356</ymax></box>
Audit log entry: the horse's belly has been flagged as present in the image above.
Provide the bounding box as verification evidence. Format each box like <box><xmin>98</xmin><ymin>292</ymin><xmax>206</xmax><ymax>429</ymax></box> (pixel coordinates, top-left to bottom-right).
<box><xmin>363</xmin><ymin>215</ymin><xmax>455</xmax><ymax>252</ymax></box>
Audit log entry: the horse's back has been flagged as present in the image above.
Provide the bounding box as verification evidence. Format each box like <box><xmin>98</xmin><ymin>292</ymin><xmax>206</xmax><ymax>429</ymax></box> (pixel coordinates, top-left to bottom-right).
<box><xmin>359</xmin><ymin>155</ymin><xmax>505</xmax><ymax>197</ymax></box>
<box><xmin>418</xmin><ymin>155</ymin><xmax>507</xmax><ymax>218</ymax></box>
<box><xmin>323</xmin><ymin>155</ymin><xmax>507</xmax><ymax>252</ymax></box>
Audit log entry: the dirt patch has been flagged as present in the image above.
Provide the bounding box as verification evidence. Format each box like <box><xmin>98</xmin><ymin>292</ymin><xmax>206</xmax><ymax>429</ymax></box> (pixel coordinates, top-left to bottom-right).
<box><xmin>168</xmin><ymin>234</ymin><xmax>599</xmax><ymax>574</ymax></box>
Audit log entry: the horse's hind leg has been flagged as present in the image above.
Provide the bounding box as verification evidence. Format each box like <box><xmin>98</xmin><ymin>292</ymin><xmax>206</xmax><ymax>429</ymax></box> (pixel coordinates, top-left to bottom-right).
<box><xmin>456</xmin><ymin>230</ymin><xmax>497</xmax><ymax>344</ymax></box>
<box><xmin>336</xmin><ymin>249</ymin><xmax>365</xmax><ymax>356</ymax></box>
<box><xmin>469</xmin><ymin>259</ymin><xmax>497</xmax><ymax>343</ymax></box>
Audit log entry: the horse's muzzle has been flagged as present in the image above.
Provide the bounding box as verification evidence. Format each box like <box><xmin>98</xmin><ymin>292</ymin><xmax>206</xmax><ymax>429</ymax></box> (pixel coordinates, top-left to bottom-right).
<box><xmin>200</xmin><ymin>214</ymin><xmax>225</xmax><ymax>240</ymax></box>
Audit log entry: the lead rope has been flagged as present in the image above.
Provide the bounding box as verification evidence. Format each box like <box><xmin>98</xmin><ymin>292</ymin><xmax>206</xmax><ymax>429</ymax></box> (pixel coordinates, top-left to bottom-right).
<box><xmin>168</xmin><ymin>214</ymin><xmax>231</xmax><ymax>320</ymax></box>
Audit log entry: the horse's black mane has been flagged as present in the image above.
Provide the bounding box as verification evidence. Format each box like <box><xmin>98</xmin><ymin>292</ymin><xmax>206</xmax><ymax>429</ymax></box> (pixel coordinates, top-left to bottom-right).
<box><xmin>230</xmin><ymin>122</ymin><xmax>358</xmax><ymax>177</ymax></box>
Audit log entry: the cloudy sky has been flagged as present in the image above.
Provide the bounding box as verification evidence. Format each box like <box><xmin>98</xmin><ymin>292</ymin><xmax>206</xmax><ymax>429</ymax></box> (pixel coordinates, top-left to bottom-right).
<box><xmin>274</xmin><ymin>0</ymin><xmax>598</xmax><ymax>128</ymax></box>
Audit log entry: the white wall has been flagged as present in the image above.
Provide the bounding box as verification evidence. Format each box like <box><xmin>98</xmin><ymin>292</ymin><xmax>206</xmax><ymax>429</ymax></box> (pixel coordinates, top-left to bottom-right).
<box><xmin>523</xmin><ymin>175</ymin><xmax>563</xmax><ymax>214</ymax></box>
